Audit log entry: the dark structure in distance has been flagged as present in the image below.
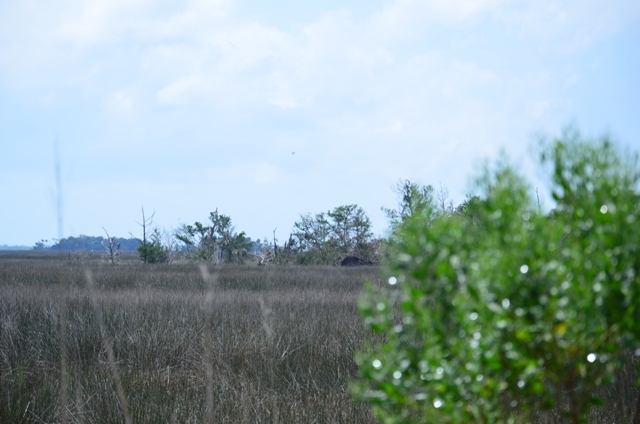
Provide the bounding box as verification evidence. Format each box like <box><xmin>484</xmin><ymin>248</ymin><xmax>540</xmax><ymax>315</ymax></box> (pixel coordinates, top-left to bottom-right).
<box><xmin>340</xmin><ymin>256</ymin><xmax>375</xmax><ymax>266</ymax></box>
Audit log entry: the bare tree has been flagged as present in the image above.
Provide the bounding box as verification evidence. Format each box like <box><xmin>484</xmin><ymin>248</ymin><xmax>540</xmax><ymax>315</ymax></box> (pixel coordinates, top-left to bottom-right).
<box><xmin>273</xmin><ymin>228</ymin><xmax>277</xmax><ymax>258</ymax></box>
<box><xmin>135</xmin><ymin>207</ymin><xmax>154</xmax><ymax>259</ymax></box>
<box><xmin>101</xmin><ymin>227</ymin><xmax>121</xmax><ymax>264</ymax></box>
<box><xmin>269</xmin><ymin>229</ymin><xmax>296</xmax><ymax>265</ymax></box>
<box><xmin>436</xmin><ymin>181</ymin><xmax>454</xmax><ymax>214</ymax></box>
<box><xmin>252</xmin><ymin>245</ymin><xmax>274</xmax><ymax>266</ymax></box>
<box><xmin>156</xmin><ymin>227</ymin><xmax>182</xmax><ymax>264</ymax></box>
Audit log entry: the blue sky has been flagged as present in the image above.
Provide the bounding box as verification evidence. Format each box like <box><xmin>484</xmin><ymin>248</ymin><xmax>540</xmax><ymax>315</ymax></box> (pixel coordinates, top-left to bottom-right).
<box><xmin>1</xmin><ymin>0</ymin><xmax>639</xmax><ymax>246</ymax></box>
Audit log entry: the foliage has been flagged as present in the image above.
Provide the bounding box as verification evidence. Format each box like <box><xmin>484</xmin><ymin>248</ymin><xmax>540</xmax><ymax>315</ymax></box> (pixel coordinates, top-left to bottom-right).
<box><xmin>137</xmin><ymin>228</ymin><xmax>168</xmax><ymax>264</ymax></box>
<box><xmin>353</xmin><ymin>128</ymin><xmax>640</xmax><ymax>423</ymax></box>
<box><xmin>33</xmin><ymin>239</ymin><xmax>52</xmax><ymax>250</ymax></box>
<box><xmin>134</xmin><ymin>208</ymin><xmax>171</xmax><ymax>264</ymax></box>
<box><xmin>175</xmin><ymin>209</ymin><xmax>253</xmax><ymax>263</ymax></box>
<box><xmin>382</xmin><ymin>180</ymin><xmax>436</xmax><ymax>233</ymax></box>
<box><xmin>291</xmin><ymin>204</ymin><xmax>377</xmax><ymax>265</ymax></box>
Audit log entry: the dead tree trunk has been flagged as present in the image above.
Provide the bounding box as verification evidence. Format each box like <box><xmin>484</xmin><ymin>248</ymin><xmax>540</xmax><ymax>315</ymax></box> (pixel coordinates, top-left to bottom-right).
<box><xmin>102</xmin><ymin>227</ymin><xmax>121</xmax><ymax>264</ymax></box>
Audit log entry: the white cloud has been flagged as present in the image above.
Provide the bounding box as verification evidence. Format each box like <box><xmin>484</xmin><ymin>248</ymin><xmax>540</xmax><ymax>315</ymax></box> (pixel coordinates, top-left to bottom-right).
<box><xmin>2</xmin><ymin>0</ymin><xmax>635</xmax><ymax>107</ymax></box>
<box><xmin>0</xmin><ymin>0</ymin><xmax>638</xmax><ymax>243</ymax></box>
<box><xmin>156</xmin><ymin>75</ymin><xmax>206</xmax><ymax>104</ymax></box>
<box><xmin>108</xmin><ymin>90</ymin><xmax>134</xmax><ymax>113</ymax></box>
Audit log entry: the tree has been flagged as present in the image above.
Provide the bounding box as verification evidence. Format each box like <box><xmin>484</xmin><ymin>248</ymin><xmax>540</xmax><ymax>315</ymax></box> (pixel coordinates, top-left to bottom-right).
<box><xmin>353</xmin><ymin>128</ymin><xmax>640</xmax><ymax>423</ymax></box>
<box><xmin>175</xmin><ymin>209</ymin><xmax>252</xmax><ymax>263</ymax></box>
<box><xmin>33</xmin><ymin>239</ymin><xmax>51</xmax><ymax>250</ymax></box>
<box><xmin>291</xmin><ymin>212</ymin><xmax>333</xmax><ymax>263</ymax></box>
<box><xmin>435</xmin><ymin>182</ymin><xmax>454</xmax><ymax>216</ymax></box>
<box><xmin>328</xmin><ymin>204</ymin><xmax>373</xmax><ymax>256</ymax></box>
<box><xmin>101</xmin><ymin>227</ymin><xmax>121</xmax><ymax>264</ymax></box>
<box><xmin>138</xmin><ymin>228</ymin><xmax>167</xmax><ymax>264</ymax></box>
<box><xmin>382</xmin><ymin>180</ymin><xmax>435</xmax><ymax>233</ymax></box>
<box><xmin>135</xmin><ymin>208</ymin><xmax>167</xmax><ymax>263</ymax></box>
<box><xmin>292</xmin><ymin>204</ymin><xmax>376</xmax><ymax>265</ymax></box>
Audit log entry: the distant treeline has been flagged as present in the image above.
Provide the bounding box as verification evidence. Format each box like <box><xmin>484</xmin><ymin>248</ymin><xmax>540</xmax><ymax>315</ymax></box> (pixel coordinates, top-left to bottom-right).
<box><xmin>33</xmin><ymin>235</ymin><xmax>141</xmax><ymax>251</ymax></box>
<box><xmin>0</xmin><ymin>245</ymin><xmax>31</xmax><ymax>251</ymax></box>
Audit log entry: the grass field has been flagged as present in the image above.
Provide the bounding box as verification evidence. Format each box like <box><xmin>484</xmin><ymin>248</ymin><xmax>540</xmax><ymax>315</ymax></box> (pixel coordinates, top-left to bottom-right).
<box><xmin>1</xmin><ymin>252</ymin><xmax>638</xmax><ymax>423</ymax></box>
<box><xmin>0</xmin><ymin>252</ymin><xmax>380</xmax><ymax>423</ymax></box>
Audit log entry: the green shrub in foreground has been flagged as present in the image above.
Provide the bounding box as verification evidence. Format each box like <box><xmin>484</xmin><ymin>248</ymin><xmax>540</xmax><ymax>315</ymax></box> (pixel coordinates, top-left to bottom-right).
<box><xmin>353</xmin><ymin>128</ymin><xmax>640</xmax><ymax>423</ymax></box>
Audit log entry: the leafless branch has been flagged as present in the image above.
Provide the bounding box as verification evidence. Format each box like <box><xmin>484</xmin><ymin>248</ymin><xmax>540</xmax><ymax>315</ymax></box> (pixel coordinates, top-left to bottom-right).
<box><xmin>101</xmin><ymin>227</ymin><xmax>121</xmax><ymax>264</ymax></box>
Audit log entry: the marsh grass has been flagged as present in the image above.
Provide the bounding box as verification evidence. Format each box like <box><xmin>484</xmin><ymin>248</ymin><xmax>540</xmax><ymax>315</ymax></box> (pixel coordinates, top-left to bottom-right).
<box><xmin>0</xmin><ymin>252</ymin><xmax>638</xmax><ymax>423</ymax></box>
<box><xmin>0</xmin><ymin>253</ymin><xmax>379</xmax><ymax>423</ymax></box>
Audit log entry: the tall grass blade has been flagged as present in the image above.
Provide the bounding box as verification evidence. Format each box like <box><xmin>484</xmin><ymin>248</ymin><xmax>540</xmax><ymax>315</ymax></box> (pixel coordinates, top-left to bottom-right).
<box><xmin>58</xmin><ymin>298</ymin><xmax>68</xmax><ymax>424</ymax></box>
<box><xmin>84</xmin><ymin>269</ymin><xmax>133</xmax><ymax>424</ymax></box>
<box><xmin>200</xmin><ymin>264</ymin><xmax>217</xmax><ymax>424</ymax></box>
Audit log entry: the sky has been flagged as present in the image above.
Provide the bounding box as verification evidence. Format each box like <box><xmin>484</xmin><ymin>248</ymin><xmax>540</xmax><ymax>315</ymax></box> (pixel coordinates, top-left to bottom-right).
<box><xmin>1</xmin><ymin>0</ymin><xmax>639</xmax><ymax>246</ymax></box>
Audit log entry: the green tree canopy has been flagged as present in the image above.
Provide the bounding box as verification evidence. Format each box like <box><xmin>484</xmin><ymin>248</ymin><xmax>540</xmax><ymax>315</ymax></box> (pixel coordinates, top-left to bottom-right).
<box><xmin>175</xmin><ymin>209</ymin><xmax>252</xmax><ymax>263</ymax></box>
<box><xmin>382</xmin><ymin>180</ymin><xmax>435</xmax><ymax>233</ymax></box>
<box><xmin>292</xmin><ymin>204</ymin><xmax>375</xmax><ymax>265</ymax></box>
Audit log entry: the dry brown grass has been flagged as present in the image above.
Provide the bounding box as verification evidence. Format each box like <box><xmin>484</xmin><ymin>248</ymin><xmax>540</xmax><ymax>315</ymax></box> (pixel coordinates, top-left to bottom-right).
<box><xmin>0</xmin><ymin>252</ymin><xmax>380</xmax><ymax>423</ymax></box>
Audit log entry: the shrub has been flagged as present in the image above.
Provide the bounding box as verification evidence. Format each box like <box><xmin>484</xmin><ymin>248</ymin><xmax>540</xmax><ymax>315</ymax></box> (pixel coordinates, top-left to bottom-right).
<box><xmin>353</xmin><ymin>127</ymin><xmax>640</xmax><ymax>423</ymax></box>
